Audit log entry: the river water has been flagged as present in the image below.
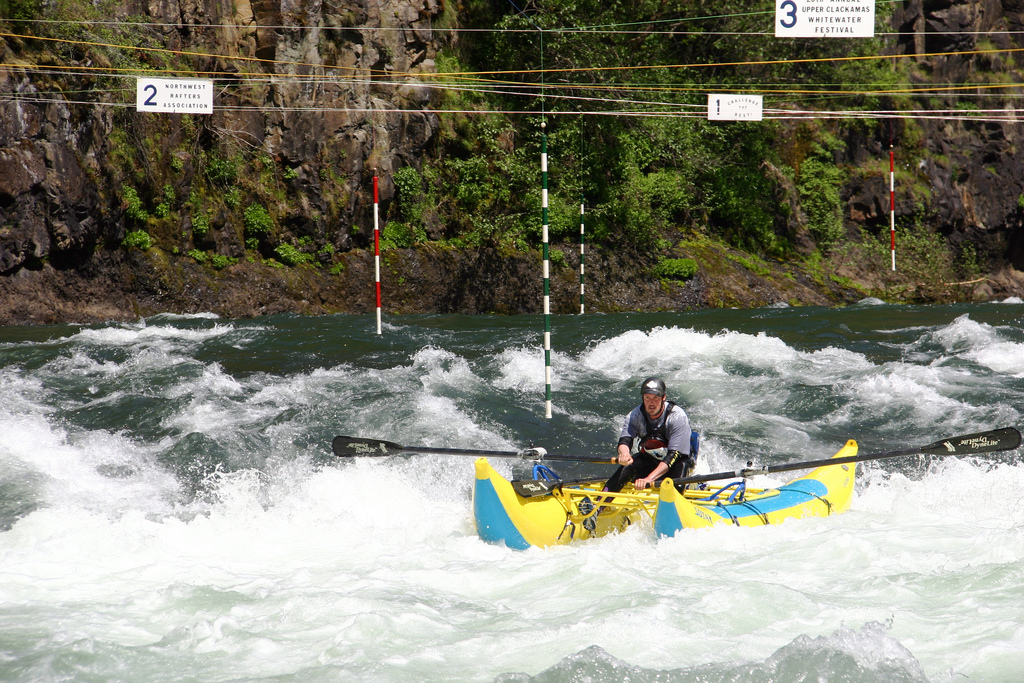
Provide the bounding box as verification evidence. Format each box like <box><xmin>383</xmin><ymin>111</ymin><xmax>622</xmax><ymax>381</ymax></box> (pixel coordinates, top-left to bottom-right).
<box><xmin>2</xmin><ymin>301</ymin><xmax>1023</xmax><ymax>682</ymax></box>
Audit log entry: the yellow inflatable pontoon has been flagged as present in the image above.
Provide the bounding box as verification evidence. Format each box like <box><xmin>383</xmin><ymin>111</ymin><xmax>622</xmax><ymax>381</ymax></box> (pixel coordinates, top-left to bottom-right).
<box><xmin>472</xmin><ymin>440</ymin><xmax>858</xmax><ymax>549</ymax></box>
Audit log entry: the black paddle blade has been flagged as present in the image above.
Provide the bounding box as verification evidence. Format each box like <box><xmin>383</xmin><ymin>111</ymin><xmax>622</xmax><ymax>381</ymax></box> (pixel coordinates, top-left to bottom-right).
<box><xmin>511</xmin><ymin>478</ymin><xmax>609</xmax><ymax>498</ymax></box>
<box><xmin>511</xmin><ymin>479</ymin><xmax>562</xmax><ymax>498</ymax></box>
<box><xmin>332</xmin><ymin>435</ymin><xmax>405</xmax><ymax>457</ymax></box>
<box><xmin>920</xmin><ymin>427</ymin><xmax>1022</xmax><ymax>457</ymax></box>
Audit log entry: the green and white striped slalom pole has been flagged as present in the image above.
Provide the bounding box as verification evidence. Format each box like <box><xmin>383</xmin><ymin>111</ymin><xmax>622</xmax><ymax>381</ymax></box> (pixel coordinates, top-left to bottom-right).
<box><xmin>541</xmin><ymin>122</ymin><xmax>552</xmax><ymax>419</ymax></box>
<box><xmin>579</xmin><ymin>197</ymin><xmax>585</xmax><ymax>314</ymax></box>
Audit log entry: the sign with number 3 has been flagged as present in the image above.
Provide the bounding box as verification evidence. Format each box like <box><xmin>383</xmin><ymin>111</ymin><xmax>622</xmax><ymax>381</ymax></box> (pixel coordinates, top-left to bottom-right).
<box><xmin>775</xmin><ymin>0</ymin><xmax>875</xmax><ymax>38</ymax></box>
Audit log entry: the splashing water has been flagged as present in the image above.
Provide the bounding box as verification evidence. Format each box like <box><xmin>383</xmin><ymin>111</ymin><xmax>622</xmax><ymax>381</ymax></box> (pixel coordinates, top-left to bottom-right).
<box><xmin>1</xmin><ymin>304</ymin><xmax>1023</xmax><ymax>682</ymax></box>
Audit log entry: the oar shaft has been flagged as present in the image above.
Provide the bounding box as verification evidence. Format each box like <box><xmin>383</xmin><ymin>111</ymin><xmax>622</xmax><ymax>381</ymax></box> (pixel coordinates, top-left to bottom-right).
<box><xmin>394</xmin><ymin>445</ymin><xmax>614</xmax><ymax>464</ymax></box>
<box><xmin>332</xmin><ymin>435</ymin><xmax>617</xmax><ymax>463</ymax></box>
<box><xmin>402</xmin><ymin>445</ymin><xmax>521</xmax><ymax>458</ymax></box>
<box><xmin>668</xmin><ymin>427</ymin><xmax>1021</xmax><ymax>488</ymax></box>
<box><xmin>760</xmin><ymin>447</ymin><xmax>917</xmax><ymax>476</ymax></box>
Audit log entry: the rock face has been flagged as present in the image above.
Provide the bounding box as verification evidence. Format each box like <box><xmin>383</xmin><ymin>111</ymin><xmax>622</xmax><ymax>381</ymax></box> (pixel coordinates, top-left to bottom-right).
<box><xmin>0</xmin><ymin>0</ymin><xmax>443</xmax><ymax>276</ymax></box>
<box><xmin>853</xmin><ymin>0</ymin><xmax>1024</xmax><ymax>273</ymax></box>
<box><xmin>2</xmin><ymin>0</ymin><xmax>1024</xmax><ymax>324</ymax></box>
<box><xmin>0</xmin><ymin>242</ymin><xmax>863</xmax><ymax>325</ymax></box>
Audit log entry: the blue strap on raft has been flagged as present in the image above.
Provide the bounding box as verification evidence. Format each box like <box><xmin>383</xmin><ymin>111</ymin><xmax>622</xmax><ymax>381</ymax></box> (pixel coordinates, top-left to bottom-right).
<box><xmin>700</xmin><ymin>480</ymin><xmax>747</xmax><ymax>503</ymax></box>
<box><xmin>532</xmin><ymin>463</ymin><xmax>560</xmax><ymax>481</ymax></box>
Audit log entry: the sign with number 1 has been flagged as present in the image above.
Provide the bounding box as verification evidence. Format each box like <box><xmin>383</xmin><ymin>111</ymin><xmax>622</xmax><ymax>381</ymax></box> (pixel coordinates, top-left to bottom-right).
<box><xmin>708</xmin><ymin>95</ymin><xmax>763</xmax><ymax>121</ymax></box>
<box><xmin>775</xmin><ymin>0</ymin><xmax>875</xmax><ymax>38</ymax></box>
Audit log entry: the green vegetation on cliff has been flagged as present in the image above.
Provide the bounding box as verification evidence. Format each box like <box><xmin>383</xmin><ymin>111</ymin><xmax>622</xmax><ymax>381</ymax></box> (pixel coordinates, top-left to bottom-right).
<box><xmin>3</xmin><ymin>0</ymin><xmax>1024</xmax><ymax>318</ymax></box>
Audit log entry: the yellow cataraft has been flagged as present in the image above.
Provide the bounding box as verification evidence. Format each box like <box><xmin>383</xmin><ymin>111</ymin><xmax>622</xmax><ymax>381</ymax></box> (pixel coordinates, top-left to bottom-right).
<box><xmin>333</xmin><ymin>428</ymin><xmax>1018</xmax><ymax>550</ymax></box>
<box><xmin>473</xmin><ymin>440</ymin><xmax>858</xmax><ymax>549</ymax></box>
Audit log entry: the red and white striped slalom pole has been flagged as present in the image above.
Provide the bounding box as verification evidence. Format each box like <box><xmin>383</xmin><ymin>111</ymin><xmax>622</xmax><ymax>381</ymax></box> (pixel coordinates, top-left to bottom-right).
<box><xmin>890</xmin><ymin>145</ymin><xmax>896</xmax><ymax>272</ymax></box>
<box><xmin>373</xmin><ymin>175</ymin><xmax>382</xmax><ymax>334</ymax></box>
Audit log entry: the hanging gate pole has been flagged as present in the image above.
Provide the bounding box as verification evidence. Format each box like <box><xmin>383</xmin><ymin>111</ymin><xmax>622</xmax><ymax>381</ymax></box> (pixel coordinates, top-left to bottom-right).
<box><xmin>890</xmin><ymin>142</ymin><xmax>896</xmax><ymax>272</ymax></box>
<box><xmin>541</xmin><ymin>122</ymin><xmax>552</xmax><ymax>419</ymax></box>
<box><xmin>374</xmin><ymin>175</ymin><xmax>382</xmax><ymax>334</ymax></box>
<box><xmin>579</xmin><ymin>197</ymin><xmax>585</xmax><ymax>314</ymax></box>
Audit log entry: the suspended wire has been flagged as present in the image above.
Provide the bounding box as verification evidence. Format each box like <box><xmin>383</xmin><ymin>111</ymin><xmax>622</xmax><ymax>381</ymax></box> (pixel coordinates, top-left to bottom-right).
<box><xmin>6</xmin><ymin>28</ymin><xmax>1024</xmax><ymax>84</ymax></box>
<box><xmin>4</xmin><ymin>0</ymin><xmax>1006</xmax><ymax>36</ymax></box>
<box><xmin>3</xmin><ymin>5</ymin><xmax>1023</xmax><ymax>125</ymax></box>
<box><xmin>5</xmin><ymin>58</ymin><xmax>1022</xmax><ymax>105</ymax></box>
<box><xmin>8</xmin><ymin>18</ymin><xmax>1024</xmax><ymax>38</ymax></box>
<box><xmin>1</xmin><ymin>86</ymin><xmax>1016</xmax><ymax>124</ymax></box>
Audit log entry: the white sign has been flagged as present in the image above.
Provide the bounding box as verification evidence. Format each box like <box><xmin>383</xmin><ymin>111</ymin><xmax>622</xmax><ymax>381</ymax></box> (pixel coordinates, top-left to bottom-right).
<box><xmin>136</xmin><ymin>78</ymin><xmax>214</xmax><ymax>114</ymax></box>
<box><xmin>708</xmin><ymin>94</ymin><xmax>763</xmax><ymax>121</ymax></box>
<box><xmin>775</xmin><ymin>0</ymin><xmax>875</xmax><ymax>38</ymax></box>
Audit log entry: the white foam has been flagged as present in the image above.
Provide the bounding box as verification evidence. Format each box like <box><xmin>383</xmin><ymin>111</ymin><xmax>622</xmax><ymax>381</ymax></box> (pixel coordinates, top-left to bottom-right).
<box><xmin>924</xmin><ymin>314</ymin><xmax>1024</xmax><ymax>378</ymax></box>
<box><xmin>146</xmin><ymin>312</ymin><xmax>222</xmax><ymax>321</ymax></box>
<box><xmin>3</xmin><ymin>312</ymin><xmax>1023</xmax><ymax>683</ymax></box>
<box><xmin>64</xmin><ymin>320</ymin><xmax>235</xmax><ymax>350</ymax></box>
<box><xmin>493</xmin><ymin>345</ymin><xmax>575</xmax><ymax>392</ymax></box>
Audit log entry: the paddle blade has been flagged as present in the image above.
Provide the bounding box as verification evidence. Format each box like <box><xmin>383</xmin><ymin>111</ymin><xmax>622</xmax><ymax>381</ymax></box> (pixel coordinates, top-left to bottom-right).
<box><xmin>511</xmin><ymin>479</ymin><xmax>562</xmax><ymax>498</ymax></box>
<box><xmin>332</xmin><ymin>435</ymin><xmax>405</xmax><ymax>457</ymax></box>
<box><xmin>920</xmin><ymin>427</ymin><xmax>1021</xmax><ymax>457</ymax></box>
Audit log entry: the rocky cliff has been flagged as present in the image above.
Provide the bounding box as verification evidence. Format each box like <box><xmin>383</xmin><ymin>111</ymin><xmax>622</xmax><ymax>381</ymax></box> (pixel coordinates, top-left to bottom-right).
<box><xmin>2</xmin><ymin>0</ymin><xmax>1024</xmax><ymax>326</ymax></box>
<box><xmin>847</xmin><ymin>0</ymin><xmax>1024</xmax><ymax>286</ymax></box>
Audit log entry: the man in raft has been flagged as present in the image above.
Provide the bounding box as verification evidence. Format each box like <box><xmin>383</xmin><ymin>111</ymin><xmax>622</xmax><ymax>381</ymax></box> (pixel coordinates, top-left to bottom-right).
<box><xmin>604</xmin><ymin>377</ymin><xmax>695</xmax><ymax>492</ymax></box>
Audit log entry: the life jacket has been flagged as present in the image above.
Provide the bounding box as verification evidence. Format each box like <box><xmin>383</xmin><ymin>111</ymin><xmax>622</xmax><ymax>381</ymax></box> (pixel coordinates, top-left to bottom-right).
<box><xmin>636</xmin><ymin>401</ymin><xmax>677</xmax><ymax>446</ymax></box>
<box><xmin>634</xmin><ymin>402</ymin><xmax>700</xmax><ymax>461</ymax></box>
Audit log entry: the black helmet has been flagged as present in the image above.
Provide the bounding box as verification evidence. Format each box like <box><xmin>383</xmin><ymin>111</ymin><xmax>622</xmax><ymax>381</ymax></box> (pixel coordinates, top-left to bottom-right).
<box><xmin>640</xmin><ymin>377</ymin><xmax>666</xmax><ymax>397</ymax></box>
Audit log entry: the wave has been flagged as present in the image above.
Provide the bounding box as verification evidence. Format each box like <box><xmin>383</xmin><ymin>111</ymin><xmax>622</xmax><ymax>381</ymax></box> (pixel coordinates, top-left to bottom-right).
<box><xmin>497</xmin><ymin>622</ymin><xmax>928</xmax><ymax>683</ymax></box>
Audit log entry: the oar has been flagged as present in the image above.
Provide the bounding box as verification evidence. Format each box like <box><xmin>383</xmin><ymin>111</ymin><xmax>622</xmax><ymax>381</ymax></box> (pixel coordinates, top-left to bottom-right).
<box><xmin>331</xmin><ymin>435</ymin><xmax>619</xmax><ymax>464</ymax></box>
<box><xmin>667</xmin><ymin>427</ymin><xmax>1022</xmax><ymax>489</ymax></box>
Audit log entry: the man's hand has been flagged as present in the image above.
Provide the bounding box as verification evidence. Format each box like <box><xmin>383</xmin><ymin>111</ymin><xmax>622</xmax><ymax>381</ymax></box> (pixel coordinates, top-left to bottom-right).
<box><xmin>617</xmin><ymin>445</ymin><xmax>633</xmax><ymax>466</ymax></box>
<box><xmin>634</xmin><ymin>476</ymin><xmax>655</xmax><ymax>490</ymax></box>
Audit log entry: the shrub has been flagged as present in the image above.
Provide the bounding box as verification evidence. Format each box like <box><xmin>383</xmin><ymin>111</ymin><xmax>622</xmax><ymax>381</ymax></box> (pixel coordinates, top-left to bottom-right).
<box><xmin>187</xmin><ymin>249</ymin><xmax>208</xmax><ymax>263</ymax></box>
<box><xmin>726</xmin><ymin>253</ymin><xmax>770</xmax><ymax>277</ymax></box>
<box><xmin>393</xmin><ymin>166</ymin><xmax>422</xmax><ymax>221</ymax></box>
<box><xmin>153</xmin><ymin>184</ymin><xmax>175</xmax><ymax>218</ymax></box>
<box><xmin>380</xmin><ymin>221</ymin><xmax>422</xmax><ymax>250</ymax></box>
<box><xmin>651</xmin><ymin>257</ymin><xmax>698</xmax><ymax>281</ymax></box>
<box><xmin>548</xmin><ymin>248</ymin><xmax>567</xmax><ymax>269</ymax></box>
<box><xmin>210</xmin><ymin>254</ymin><xmax>237</xmax><ymax>270</ymax></box>
<box><xmin>191</xmin><ymin>212</ymin><xmax>210</xmax><ymax>239</ymax></box>
<box><xmin>122</xmin><ymin>230</ymin><xmax>153</xmax><ymax>250</ymax></box>
<box><xmin>2</xmin><ymin>0</ymin><xmax>41</xmax><ymax>22</ymax></box>
<box><xmin>123</xmin><ymin>187</ymin><xmax>148</xmax><ymax>223</ymax></box>
<box><xmin>274</xmin><ymin>243</ymin><xmax>313</xmax><ymax>266</ymax></box>
<box><xmin>206</xmin><ymin>155</ymin><xmax>238</xmax><ymax>185</ymax></box>
<box><xmin>797</xmin><ymin>141</ymin><xmax>847</xmax><ymax>249</ymax></box>
<box><xmin>243</xmin><ymin>204</ymin><xmax>273</xmax><ymax>235</ymax></box>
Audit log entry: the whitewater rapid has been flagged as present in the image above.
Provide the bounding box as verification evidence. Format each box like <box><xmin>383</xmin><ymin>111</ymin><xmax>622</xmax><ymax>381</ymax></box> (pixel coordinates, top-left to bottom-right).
<box><xmin>1</xmin><ymin>304</ymin><xmax>1022</xmax><ymax>681</ymax></box>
